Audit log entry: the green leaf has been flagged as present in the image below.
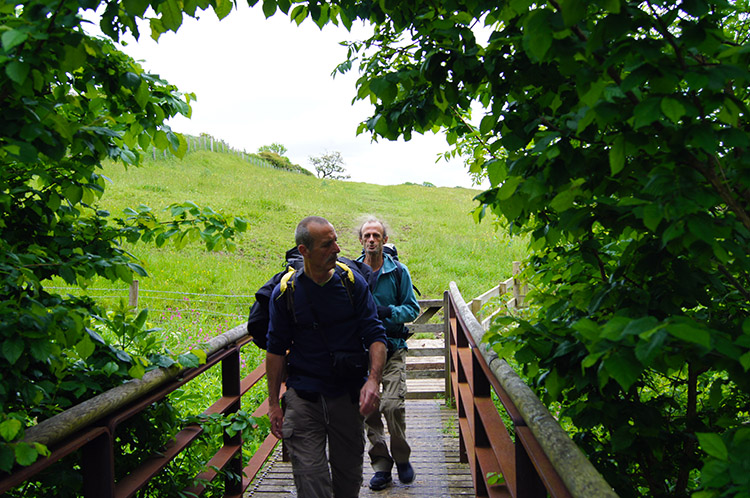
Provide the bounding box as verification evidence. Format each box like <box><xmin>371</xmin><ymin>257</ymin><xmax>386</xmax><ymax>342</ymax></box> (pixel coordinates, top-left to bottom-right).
<box><xmin>635</xmin><ymin>329</ymin><xmax>667</xmax><ymax>364</ymax></box>
<box><xmin>523</xmin><ymin>10</ymin><xmax>553</xmax><ymax>60</ymax></box>
<box><xmin>75</xmin><ymin>333</ymin><xmax>95</xmax><ymax>360</ymax></box>
<box><xmin>14</xmin><ymin>442</ymin><xmax>38</xmax><ymax>466</ymax></box>
<box><xmin>0</xmin><ymin>420</ymin><xmax>22</xmax><ymax>442</ymax></box>
<box><xmin>609</xmin><ymin>135</ymin><xmax>625</xmax><ymax>176</ymax></box>
<box><xmin>158</xmin><ymin>0</ymin><xmax>183</xmax><ymax>31</ymax></box>
<box><xmin>178</xmin><ymin>352</ymin><xmax>201</xmax><ymax>368</ymax></box>
<box><xmin>544</xmin><ymin>368</ymin><xmax>564</xmax><ymax>400</ymax></box>
<box><xmin>5</xmin><ymin>61</ymin><xmax>30</xmax><ymax>84</ymax></box>
<box><xmin>572</xmin><ymin>318</ymin><xmax>600</xmax><ymax>341</ymax></box>
<box><xmin>600</xmin><ymin>0</ymin><xmax>621</xmax><ymax>13</ymax></box>
<box><xmin>642</xmin><ymin>204</ymin><xmax>663</xmax><ymax>231</ymax></box>
<box><xmin>697</xmin><ymin>433</ymin><xmax>728</xmax><ymax>461</ymax></box>
<box><xmin>549</xmin><ymin>189</ymin><xmax>576</xmax><ymax>212</ymax></box>
<box><xmin>262</xmin><ymin>0</ymin><xmax>277</xmax><ymax>18</ymax></box>
<box><xmin>604</xmin><ymin>352</ymin><xmax>642</xmax><ymax>391</ymax></box>
<box><xmin>1</xmin><ymin>29</ymin><xmax>28</xmax><ymax>51</ymax></box>
<box><xmin>64</xmin><ymin>184</ymin><xmax>83</xmax><ymax>205</ymax></box>
<box><xmin>191</xmin><ymin>348</ymin><xmax>207</xmax><ymax>364</ymax></box>
<box><xmin>581</xmin><ymin>351</ymin><xmax>604</xmax><ymax>369</ymax></box>
<box><xmin>2</xmin><ymin>338</ymin><xmax>24</xmax><ymax>365</ymax></box>
<box><xmin>662</xmin><ymin>221</ymin><xmax>685</xmax><ymax>245</ymax></box>
<box><xmin>497</xmin><ymin>176</ymin><xmax>521</xmax><ymax>200</ymax></box>
<box><xmin>214</xmin><ymin>0</ymin><xmax>233</xmax><ymax>19</ymax></box>
<box><xmin>739</xmin><ymin>351</ymin><xmax>750</xmax><ymax>371</ymax></box>
<box><xmin>560</xmin><ymin>0</ymin><xmax>586</xmax><ymax>26</ymax></box>
<box><xmin>667</xmin><ymin>322</ymin><xmax>711</xmax><ymax>349</ymax></box>
<box><xmin>480</xmin><ymin>115</ymin><xmax>497</xmax><ymax>135</ymax></box>
<box><xmin>633</xmin><ymin>97</ymin><xmax>661</xmax><ymax>129</ymax></box>
<box><xmin>661</xmin><ymin>97</ymin><xmax>685</xmax><ymax>124</ymax></box>
<box><xmin>103</xmin><ymin>361</ymin><xmax>120</xmax><ymax>376</ymax></box>
<box><xmin>128</xmin><ymin>362</ymin><xmax>146</xmax><ymax>379</ymax></box>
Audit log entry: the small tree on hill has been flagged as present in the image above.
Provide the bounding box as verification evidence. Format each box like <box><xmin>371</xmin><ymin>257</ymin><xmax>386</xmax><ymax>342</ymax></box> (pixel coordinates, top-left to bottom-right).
<box><xmin>258</xmin><ymin>143</ymin><xmax>288</xmax><ymax>156</ymax></box>
<box><xmin>309</xmin><ymin>151</ymin><xmax>350</xmax><ymax>180</ymax></box>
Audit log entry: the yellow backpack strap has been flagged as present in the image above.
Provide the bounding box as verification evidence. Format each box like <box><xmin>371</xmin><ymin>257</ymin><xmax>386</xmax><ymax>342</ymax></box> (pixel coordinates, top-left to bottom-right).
<box><xmin>278</xmin><ymin>267</ymin><xmax>296</xmax><ymax>297</ymax></box>
<box><xmin>335</xmin><ymin>261</ymin><xmax>355</xmax><ymax>283</ymax></box>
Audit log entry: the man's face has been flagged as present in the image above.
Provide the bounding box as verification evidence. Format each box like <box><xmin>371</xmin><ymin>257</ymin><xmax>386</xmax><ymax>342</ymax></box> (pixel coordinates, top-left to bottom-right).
<box><xmin>360</xmin><ymin>221</ymin><xmax>388</xmax><ymax>256</ymax></box>
<box><xmin>303</xmin><ymin>221</ymin><xmax>340</xmax><ymax>274</ymax></box>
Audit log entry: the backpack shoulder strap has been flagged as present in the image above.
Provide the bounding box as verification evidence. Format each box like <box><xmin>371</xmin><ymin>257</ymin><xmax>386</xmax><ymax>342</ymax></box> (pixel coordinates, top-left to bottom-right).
<box><xmin>276</xmin><ymin>266</ymin><xmax>299</xmax><ymax>324</ymax></box>
<box><xmin>335</xmin><ymin>260</ymin><xmax>356</xmax><ymax>305</ymax></box>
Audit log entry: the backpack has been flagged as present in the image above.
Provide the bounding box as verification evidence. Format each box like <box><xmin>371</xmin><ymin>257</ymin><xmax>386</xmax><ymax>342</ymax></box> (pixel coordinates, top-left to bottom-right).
<box><xmin>247</xmin><ymin>248</ymin><xmax>374</xmax><ymax>350</ymax></box>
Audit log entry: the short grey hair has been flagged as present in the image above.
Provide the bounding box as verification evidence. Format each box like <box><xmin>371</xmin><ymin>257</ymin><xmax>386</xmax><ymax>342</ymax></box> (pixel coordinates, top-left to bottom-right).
<box><xmin>295</xmin><ymin>216</ymin><xmax>330</xmax><ymax>249</ymax></box>
<box><xmin>358</xmin><ymin>216</ymin><xmax>388</xmax><ymax>239</ymax></box>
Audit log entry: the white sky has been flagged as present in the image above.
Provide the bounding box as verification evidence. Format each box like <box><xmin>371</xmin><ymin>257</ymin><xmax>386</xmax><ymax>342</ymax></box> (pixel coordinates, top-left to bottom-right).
<box><xmin>100</xmin><ymin>4</ymin><xmax>486</xmax><ymax>188</ymax></box>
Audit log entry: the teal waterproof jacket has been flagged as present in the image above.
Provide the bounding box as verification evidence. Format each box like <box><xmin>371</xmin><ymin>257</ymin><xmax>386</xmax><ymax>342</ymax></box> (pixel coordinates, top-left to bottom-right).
<box><xmin>357</xmin><ymin>253</ymin><xmax>420</xmax><ymax>350</ymax></box>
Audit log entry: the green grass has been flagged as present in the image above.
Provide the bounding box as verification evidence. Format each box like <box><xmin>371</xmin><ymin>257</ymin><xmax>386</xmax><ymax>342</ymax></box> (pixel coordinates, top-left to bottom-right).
<box><xmin>99</xmin><ymin>149</ymin><xmax>527</xmax><ymax>305</ymax></box>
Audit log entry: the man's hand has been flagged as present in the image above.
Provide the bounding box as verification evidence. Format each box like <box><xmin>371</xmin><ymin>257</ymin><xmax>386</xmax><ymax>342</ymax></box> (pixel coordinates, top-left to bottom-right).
<box><xmin>360</xmin><ymin>340</ymin><xmax>386</xmax><ymax>415</ymax></box>
<box><xmin>269</xmin><ymin>402</ymin><xmax>284</xmax><ymax>439</ymax></box>
<box><xmin>359</xmin><ymin>377</ymin><xmax>381</xmax><ymax>416</ymax></box>
<box><xmin>377</xmin><ymin>305</ymin><xmax>392</xmax><ymax>319</ymax></box>
<box><xmin>266</xmin><ymin>351</ymin><xmax>286</xmax><ymax>439</ymax></box>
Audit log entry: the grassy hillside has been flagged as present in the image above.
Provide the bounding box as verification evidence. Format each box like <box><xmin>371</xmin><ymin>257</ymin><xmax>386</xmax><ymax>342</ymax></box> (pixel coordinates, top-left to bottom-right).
<box><xmin>96</xmin><ymin>150</ymin><xmax>526</xmax><ymax>320</ymax></box>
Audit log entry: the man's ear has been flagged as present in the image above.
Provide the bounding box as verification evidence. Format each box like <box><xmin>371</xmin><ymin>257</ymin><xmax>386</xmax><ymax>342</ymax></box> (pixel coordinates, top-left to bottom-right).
<box><xmin>298</xmin><ymin>244</ymin><xmax>309</xmax><ymax>258</ymax></box>
<box><xmin>383</xmin><ymin>235</ymin><xmax>389</xmax><ymax>244</ymax></box>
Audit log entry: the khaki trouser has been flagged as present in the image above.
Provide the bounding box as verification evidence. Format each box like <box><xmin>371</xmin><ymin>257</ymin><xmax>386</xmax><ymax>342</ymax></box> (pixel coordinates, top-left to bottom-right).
<box><xmin>365</xmin><ymin>348</ymin><xmax>411</xmax><ymax>472</ymax></box>
<box><xmin>282</xmin><ymin>387</ymin><xmax>365</xmax><ymax>498</ymax></box>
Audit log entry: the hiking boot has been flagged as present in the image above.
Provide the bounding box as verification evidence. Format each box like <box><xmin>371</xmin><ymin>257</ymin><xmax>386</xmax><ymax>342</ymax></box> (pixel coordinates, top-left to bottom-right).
<box><xmin>396</xmin><ymin>462</ymin><xmax>415</xmax><ymax>483</ymax></box>
<box><xmin>369</xmin><ymin>471</ymin><xmax>392</xmax><ymax>491</ymax></box>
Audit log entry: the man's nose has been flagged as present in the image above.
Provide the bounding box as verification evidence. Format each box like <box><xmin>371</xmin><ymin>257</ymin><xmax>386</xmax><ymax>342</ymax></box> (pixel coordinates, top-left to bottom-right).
<box><xmin>333</xmin><ymin>241</ymin><xmax>341</xmax><ymax>253</ymax></box>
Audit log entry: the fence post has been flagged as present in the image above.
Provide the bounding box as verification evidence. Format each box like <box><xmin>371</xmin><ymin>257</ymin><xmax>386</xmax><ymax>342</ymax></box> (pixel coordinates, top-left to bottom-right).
<box><xmin>471</xmin><ymin>297</ymin><xmax>482</xmax><ymax>318</ymax></box>
<box><xmin>512</xmin><ymin>261</ymin><xmax>523</xmax><ymax>308</ymax></box>
<box><xmin>129</xmin><ymin>280</ymin><xmax>139</xmax><ymax>309</ymax></box>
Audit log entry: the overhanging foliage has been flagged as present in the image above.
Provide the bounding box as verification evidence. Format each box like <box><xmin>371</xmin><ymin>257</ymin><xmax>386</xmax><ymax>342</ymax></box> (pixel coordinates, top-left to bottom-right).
<box><xmin>0</xmin><ymin>0</ymin><xmax>246</xmax><ymax>483</ymax></box>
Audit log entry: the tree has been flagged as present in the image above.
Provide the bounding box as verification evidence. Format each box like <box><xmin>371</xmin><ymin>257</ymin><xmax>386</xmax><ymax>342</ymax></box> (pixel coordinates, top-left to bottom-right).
<box><xmin>0</xmin><ymin>0</ymin><xmax>245</xmax><ymax>475</ymax></box>
<box><xmin>258</xmin><ymin>143</ymin><xmax>288</xmax><ymax>156</ymax></box>
<box><xmin>265</xmin><ymin>1</ymin><xmax>750</xmax><ymax>496</ymax></box>
<box><xmin>309</xmin><ymin>150</ymin><xmax>350</xmax><ymax>180</ymax></box>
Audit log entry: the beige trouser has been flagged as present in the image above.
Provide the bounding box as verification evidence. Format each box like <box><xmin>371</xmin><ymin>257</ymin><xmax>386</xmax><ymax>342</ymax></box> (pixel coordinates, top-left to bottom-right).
<box><xmin>364</xmin><ymin>348</ymin><xmax>411</xmax><ymax>472</ymax></box>
<box><xmin>282</xmin><ymin>387</ymin><xmax>365</xmax><ymax>498</ymax></box>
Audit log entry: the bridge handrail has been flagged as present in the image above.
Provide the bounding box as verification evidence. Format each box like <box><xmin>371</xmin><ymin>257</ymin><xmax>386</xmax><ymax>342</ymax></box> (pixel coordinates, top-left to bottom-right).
<box><xmin>448</xmin><ymin>281</ymin><xmax>617</xmax><ymax>498</ymax></box>
<box><xmin>2</xmin><ymin>299</ymin><xmax>443</xmax><ymax>496</ymax></box>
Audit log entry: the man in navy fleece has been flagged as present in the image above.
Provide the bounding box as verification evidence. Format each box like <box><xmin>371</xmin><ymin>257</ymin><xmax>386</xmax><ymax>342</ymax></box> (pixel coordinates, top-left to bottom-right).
<box><xmin>266</xmin><ymin>215</ymin><xmax>387</xmax><ymax>498</ymax></box>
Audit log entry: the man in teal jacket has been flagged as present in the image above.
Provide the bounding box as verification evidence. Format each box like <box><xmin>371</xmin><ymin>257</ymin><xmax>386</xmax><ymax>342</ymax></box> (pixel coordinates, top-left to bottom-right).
<box><xmin>357</xmin><ymin>217</ymin><xmax>421</xmax><ymax>491</ymax></box>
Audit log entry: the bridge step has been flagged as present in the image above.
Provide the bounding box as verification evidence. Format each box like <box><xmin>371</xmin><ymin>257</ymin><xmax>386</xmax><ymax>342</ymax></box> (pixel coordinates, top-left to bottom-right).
<box><xmin>405</xmin><ymin>339</ymin><xmax>446</xmax><ymax>399</ymax></box>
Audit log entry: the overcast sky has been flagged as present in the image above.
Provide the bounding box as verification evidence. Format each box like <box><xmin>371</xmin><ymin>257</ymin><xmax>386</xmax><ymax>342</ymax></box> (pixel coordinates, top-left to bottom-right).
<box><xmin>101</xmin><ymin>4</ymin><xmax>485</xmax><ymax>188</ymax></box>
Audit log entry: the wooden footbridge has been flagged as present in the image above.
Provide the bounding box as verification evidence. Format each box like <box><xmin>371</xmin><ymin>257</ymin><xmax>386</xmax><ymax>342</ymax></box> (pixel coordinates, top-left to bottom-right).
<box><xmin>1</xmin><ymin>275</ymin><xmax>618</xmax><ymax>497</ymax></box>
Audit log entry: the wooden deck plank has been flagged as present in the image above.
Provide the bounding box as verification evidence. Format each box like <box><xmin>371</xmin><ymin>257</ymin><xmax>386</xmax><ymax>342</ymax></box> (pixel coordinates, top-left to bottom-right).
<box><xmin>244</xmin><ymin>399</ymin><xmax>473</xmax><ymax>497</ymax></box>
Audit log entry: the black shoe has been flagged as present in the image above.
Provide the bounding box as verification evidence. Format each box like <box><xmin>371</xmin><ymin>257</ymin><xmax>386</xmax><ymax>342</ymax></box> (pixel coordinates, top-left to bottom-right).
<box><xmin>369</xmin><ymin>471</ymin><xmax>392</xmax><ymax>491</ymax></box>
<box><xmin>396</xmin><ymin>462</ymin><xmax>415</xmax><ymax>483</ymax></box>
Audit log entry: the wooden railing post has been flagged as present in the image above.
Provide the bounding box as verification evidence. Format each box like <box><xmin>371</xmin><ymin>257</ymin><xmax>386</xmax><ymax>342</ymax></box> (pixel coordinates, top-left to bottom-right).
<box><xmin>129</xmin><ymin>280</ymin><xmax>139</xmax><ymax>309</ymax></box>
<box><xmin>443</xmin><ymin>291</ymin><xmax>452</xmax><ymax>404</ymax></box>
<box><xmin>514</xmin><ymin>430</ymin><xmax>547</xmax><ymax>498</ymax></box>
<box><xmin>222</xmin><ymin>349</ymin><xmax>243</xmax><ymax>495</ymax></box>
<box><xmin>82</xmin><ymin>430</ymin><xmax>115</xmax><ymax>498</ymax></box>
